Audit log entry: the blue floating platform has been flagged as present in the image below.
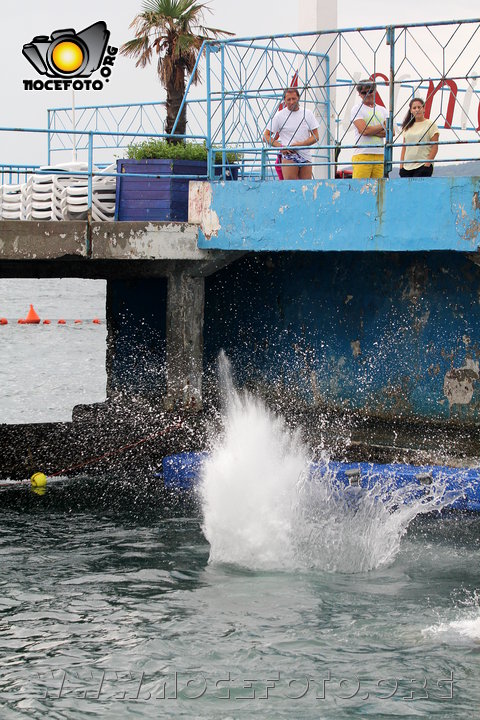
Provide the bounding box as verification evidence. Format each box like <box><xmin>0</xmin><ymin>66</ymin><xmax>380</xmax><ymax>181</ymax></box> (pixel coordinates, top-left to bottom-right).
<box><xmin>161</xmin><ymin>452</ymin><xmax>209</xmax><ymax>490</ymax></box>
<box><xmin>157</xmin><ymin>453</ymin><xmax>480</xmax><ymax>511</ymax></box>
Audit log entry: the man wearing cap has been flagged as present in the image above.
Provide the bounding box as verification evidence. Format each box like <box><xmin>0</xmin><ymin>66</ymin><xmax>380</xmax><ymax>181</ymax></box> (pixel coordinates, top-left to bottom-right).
<box><xmin>350</xmin><ymin>80</ymin><xmax>389</xmax><ymax>179</ymax></box>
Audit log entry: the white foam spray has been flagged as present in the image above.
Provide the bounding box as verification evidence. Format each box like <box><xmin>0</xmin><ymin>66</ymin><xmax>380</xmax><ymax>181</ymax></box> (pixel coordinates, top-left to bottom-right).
<box><xmin>423</xmin><ymin>591</ymin><xmax>480</xmax><ymax>645</ymax></box>
<box><xmin>424</xmin><ymin>616</ymin><xmax>480</xmax><ymax>644</ymax></box>
<box><xmin>200</xmin><ymin>353</ymin><xmax>464</xmax><ymax>573</ymax></box>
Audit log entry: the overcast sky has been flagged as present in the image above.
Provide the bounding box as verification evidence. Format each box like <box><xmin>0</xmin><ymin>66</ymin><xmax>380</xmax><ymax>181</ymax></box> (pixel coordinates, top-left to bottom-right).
<box><xmin>1</xmin><ymin>0</ymin><xmax>478</xmax><ymax>165</ymax></box>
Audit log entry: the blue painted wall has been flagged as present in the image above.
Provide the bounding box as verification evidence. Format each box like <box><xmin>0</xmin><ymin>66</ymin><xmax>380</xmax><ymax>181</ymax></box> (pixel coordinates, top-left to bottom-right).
<box><xmin>204</xmin><ymin>252</ymin><xmax>480</xmax><ymax>420</ymax></box>
<box><xmin>197</xmin><ymin>178</ymin><xmax>480</xmax><ymax>252</ymax></box>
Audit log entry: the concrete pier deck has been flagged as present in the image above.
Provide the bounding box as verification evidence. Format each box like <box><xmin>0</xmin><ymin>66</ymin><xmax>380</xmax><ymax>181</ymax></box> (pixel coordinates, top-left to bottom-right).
<box><xmin>0</xmin><ymin>220</ymin><xmax>241</xmax><ymax>278</ymax></box>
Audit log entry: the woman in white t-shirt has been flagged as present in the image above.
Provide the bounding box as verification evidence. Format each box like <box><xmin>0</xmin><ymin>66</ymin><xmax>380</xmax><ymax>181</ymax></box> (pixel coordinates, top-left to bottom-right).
<box><xmin>264</xmin><ymin>88</ymin><xmax>320</xmax><ymax>180</ymax></box>
<box><xmin>400</xmin><ymin>98</ymin><xmax>439</xmax><ymax>177</ymax></box>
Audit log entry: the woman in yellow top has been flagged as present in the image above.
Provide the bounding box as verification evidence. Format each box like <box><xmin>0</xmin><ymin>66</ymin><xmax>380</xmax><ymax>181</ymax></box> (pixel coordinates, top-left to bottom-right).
<box><xmin>400</xmin><ymin>98</ymin><xmax>439</xmax><ymax>177</ymax></box>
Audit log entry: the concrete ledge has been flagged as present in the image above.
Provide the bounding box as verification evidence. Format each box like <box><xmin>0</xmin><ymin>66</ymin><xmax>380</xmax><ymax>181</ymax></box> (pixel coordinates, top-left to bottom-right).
<box><xmin>0</xmin><ymin>221</ymin><xmax>88</xmax><ymax>259</ymax></box>
<box><xmin>90</xmin><ymin>221</ymin><xmax>209</xmax><ymax>260</ymax></box>
<box><xmin>0</xmin><ymin>220</ymin><xmax>211</xmax><ymax>262</ymax></box>
<box><xmin>0</xmin><ymin>220</ymin><xmax>244</xmax><ymax>279</ymax></box>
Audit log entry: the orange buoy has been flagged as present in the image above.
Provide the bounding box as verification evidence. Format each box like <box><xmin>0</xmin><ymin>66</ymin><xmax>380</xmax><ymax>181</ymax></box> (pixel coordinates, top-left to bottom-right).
<box><xmin>43</xmin><ymin>319</ymin><xmax>51</xmax><ymax>325</ymax></box>
<box><xmin>74</xmin><ymin>319</ymin><xmax>82</xmax><ymax>324</ymax></box>
<box><xmin>58</xmin><ymin>319</ymin><xmax>66</xmax><ymax>325</ymax></box>
<box><xmin>18</xmin><ymin>319</ymin><xmax>25</xmax><ymax>324</ymax></box>
<box><xmin>92</xmin><ymin>318</ymin><xmax>101</xmax><ymax>324</ymax></box>
<box><xmin>24</xmin><ymin>304</ymin><xmax>41</xmax><ymax>324</ymax></box>
<box><xmin>0</xmin><ymin>318</ymin><xmax>7</xmax><ymax>325</ymax></box>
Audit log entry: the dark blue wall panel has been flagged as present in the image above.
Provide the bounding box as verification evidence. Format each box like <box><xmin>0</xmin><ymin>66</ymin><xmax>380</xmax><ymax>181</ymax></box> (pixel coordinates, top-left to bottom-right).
<box><xmin>204</xmin><ymin>252</ymin><xmax>480</xmax><ymax>420</ymax></box>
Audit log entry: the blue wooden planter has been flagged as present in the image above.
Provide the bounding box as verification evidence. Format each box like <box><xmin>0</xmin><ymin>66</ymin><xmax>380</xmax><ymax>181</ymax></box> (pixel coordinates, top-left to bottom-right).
<box><xmin>115</xmin><ymin>159</ymin><xmax>238</xmax><ymax>221</ymax></box>
<box><xmin>115</xmin><ymin>159</ymin><xmax>206</xmax><ymax>222</ymax></box>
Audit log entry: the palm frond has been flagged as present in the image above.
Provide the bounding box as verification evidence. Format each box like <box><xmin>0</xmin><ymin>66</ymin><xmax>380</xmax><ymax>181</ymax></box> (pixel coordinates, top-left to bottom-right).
<box><xmin>197</xmin><ymin>25</ymin><xmax>235</xmax><ymax>38</ymax></box>
<box><xmin>120</xmin><ymin>37</ymin><xmax>153</xmax><ymax>68</ymax></box>
<box><xmin>121</xmin><ymin>0</ymin><xmax>234</xmax><ymax>113</ymax></box>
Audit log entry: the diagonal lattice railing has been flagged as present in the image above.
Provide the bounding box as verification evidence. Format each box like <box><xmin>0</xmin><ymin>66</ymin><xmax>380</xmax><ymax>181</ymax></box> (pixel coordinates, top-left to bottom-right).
<box><xmin>193</xmin><ymin>19</ymin><xmax>480</xmax><ymax>178</ymax></box>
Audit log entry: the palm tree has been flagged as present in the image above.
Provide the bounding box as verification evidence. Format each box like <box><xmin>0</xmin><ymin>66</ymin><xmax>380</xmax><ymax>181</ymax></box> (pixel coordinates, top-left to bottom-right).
<box><xmin>120</xmin><ymin>0</ymin><xmax>232</xmax><ymax>142</ymax></box>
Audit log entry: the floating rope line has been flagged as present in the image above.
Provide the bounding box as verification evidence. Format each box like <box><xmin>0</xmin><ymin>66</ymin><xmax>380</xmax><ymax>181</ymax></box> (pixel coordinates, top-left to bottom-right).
<box><xmin>49</xmin><ymin>420</ymin><xmax>184</xmax><ymax>477</ymax></box>
<box><xmin>0</xmin><ymin>420</ymin><xmax>184</xmax><ymax>487</ymax></box>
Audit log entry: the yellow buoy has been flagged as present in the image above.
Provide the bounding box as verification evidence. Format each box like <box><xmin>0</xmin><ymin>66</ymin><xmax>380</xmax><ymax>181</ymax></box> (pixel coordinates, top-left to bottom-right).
<box><xmin>31</xmin><ymin>472</ymin><xmax>47</xmax><ymax>488</ymax></box>
<box><xmin>31</xmin><ymin>487</ymin><xmax>47</xmax><ymax>496</ymax></box>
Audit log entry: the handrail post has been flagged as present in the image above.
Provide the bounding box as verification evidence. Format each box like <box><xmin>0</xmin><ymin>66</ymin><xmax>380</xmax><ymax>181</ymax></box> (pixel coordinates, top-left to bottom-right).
<box><xmin>326</xmin><ymin>54</ymin><xmax>331</xmax><ymax>179</ymax></box>
<box><xmin>171</xmin><ymin>40</ymin><xmax>206</xmax><ymax>137</ymax></box>
<box><xmin>87</xmin><ymin>131</ymin><xmax>93</xmax><ymax>254</ymax></box>
<box><xmin>385</xmin><ymin>25</ymin><xmax>395</xmax><ymax>177</ymax></box>
<box><xmin>208</xmin><ymin>148</ymin><xmax>216</xmax><ymax>181</ymax></box>
<box><xmin>87</xmin><ymin>131</ymin><xmax>93</xmax><ymax>211</ymax></box>
<box><xmin>206</xmin><ymin>45</ymin><xmax>215</xmax><ymax>180</ymax></box>
<box><xmin>47</xmin><ymin>109</ymin><xmax>52</xmax><ymax>166</ymax></box>
<box><xmin>221</xmin><ymin>44</ymin><xmax>226</xmax><ymax>180</ymax></box>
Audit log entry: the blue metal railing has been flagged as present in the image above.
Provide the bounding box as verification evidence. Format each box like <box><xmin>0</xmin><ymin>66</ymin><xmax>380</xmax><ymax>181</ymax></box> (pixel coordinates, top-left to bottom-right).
<box><xmin>196</xmin><ymin>19</ymin><xmax>480</xmax><ymax>178</ymax></box>
<box><xmin>0</xmin><ymin>17</ymin><xmax>479</xmax><ymax>223</ymax></box>
<box><xmin>0</xmin><ymin>127</ymin><xmax>209</xmax><ymax>228</ymax></box>
<box><xmin>0</xmin><ymin>164</ymin><xmax>40</xmax><ymax>186</ymax></box>
<box><xmin>30</xmin><ymin>19</ymin><xmax>480</xmax><ymax>180</ymax></box>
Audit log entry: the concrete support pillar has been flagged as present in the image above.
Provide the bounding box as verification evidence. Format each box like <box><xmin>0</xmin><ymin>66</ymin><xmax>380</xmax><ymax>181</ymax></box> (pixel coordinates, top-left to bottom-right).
<box><xmin>165</xmin><ymin>270</ymin><xmax>205</xmax><ymax>411</ymax></box>
<box><xmin>298</xmin><ymin>0</ymin><xmax>337</xmax><ymax>37</ymax></box>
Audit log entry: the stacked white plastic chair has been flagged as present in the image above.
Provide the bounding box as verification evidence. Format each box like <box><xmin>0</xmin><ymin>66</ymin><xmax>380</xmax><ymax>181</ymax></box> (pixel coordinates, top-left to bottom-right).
<box><xmin>24</xmin><ymin>170</ymin><xmax>55</xmax><ymax>220</ymax></box>
<box><xmin>60</xmin><ymin>182</ymin><xmax>88</xmax><ymax>220</ymax></box>
<box><xmin>21</xmin><ymin>183</ymin><xmax>29</xmax><ymax>219</ymax></box>
<box><xmin>60</xmin><ymin>163</ymin><xmax>116</xmax><ymax>221</ymax></box>
<box><xmin>52</xmin><ymin>162</ymin><xmax>90</xmax><ymax>221</ymax></box>
<box><xmin>92</xmin><ymin>163</ymin><xmax>116</xmax><ymax>221</ymax></box>
<box><xmin>0</xmin><ymin>161</ymin><xmax>117</xmax><ymax>221</ymax></box>
<box><xmin>2</xmin><ymin>184</ymin><xmax>24</xmax><ymax>220</ymax></box>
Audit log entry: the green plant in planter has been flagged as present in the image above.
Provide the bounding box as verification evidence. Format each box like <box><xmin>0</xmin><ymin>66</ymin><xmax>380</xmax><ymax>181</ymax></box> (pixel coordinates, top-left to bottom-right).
<box><xmin>116</xmin><ymin>139</ymin><xmax>240</xmax><ymax>222</ymax></box>
<box><xmin>126</xmin><ymin>139</ymin><xmax>239</xmax><ymax>164</ymax></box>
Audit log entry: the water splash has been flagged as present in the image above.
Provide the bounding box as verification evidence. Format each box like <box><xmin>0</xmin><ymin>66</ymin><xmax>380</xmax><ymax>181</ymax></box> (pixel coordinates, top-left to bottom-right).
<box><xmin>423</xmin><ymin>591</ymin><xmax>480</xmax><ymax>645</ymax></box>
<box><xmin>200</xmin><ymin>353</ymin><xmax>463</xmax><ymax>573</ymax></box>
<box><xmin>200</xmin><ymin>354</ymin><xmax>306</xmax><ymax>568</ymax></box>
<box><xmin>424</xmin><ymin>616</ymin><xmax>480</xmax><ymax>644</ymax></box>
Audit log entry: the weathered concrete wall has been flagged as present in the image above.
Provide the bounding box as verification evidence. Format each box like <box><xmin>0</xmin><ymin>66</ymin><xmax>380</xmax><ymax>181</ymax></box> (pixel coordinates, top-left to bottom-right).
<box><xmin>0</xmin><ymin>220</ymin><xmax>209</xmax><ymax>262</ymax></box>
<box><xmin>204</xmin><ymin>252</ymin><xmax>480</xmax><ymax>421</ymax></box>
<box><xmin>0</xmin><ymin>221</ymin><xmax>87</xmax><ymax>259</ymax></box>
<box><xmin>191</xmin><ymin>178</ymin><xmax>480</xmax><ymax>252</ymax></box>
<box><xmin>164</xmin><ymin>273</ymin><xmax>204</xmax><ymax>410</ymax></box>
<box><xmin>106</xmin><ymin>271</ymin><xmax>207</xmax><ymax>407</ymax></box>
<box><xmin>91</xmin><ymin>221</ymin><xmax>208</xmax><ymax>260</ymax></box>
<box><xmin>89</xmin><ymin>246</ymin><xmax>480</xmax><ymax>423</ymax></box>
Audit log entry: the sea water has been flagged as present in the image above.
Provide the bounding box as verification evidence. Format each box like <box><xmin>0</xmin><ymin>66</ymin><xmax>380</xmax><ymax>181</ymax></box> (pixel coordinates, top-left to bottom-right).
<box><xmin>1</xmin><ymin>490</ymin><xmax>480</xmax><ymax>718</ymax></box>
<box><xmin>0</xmin><ymin>278</ymin><xmax>107</xmax><ymax>423</ymax></box>
<box><xmin>1</xmin><ymin>286</ymin><xmax>480</xmax><ymax>719</ymax></box>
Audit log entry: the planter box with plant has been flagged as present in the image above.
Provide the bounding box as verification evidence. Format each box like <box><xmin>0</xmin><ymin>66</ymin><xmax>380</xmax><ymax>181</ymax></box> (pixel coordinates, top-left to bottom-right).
<box><xmin>118</xmin><ymin>0</ymin><xmax>234</xmax><ymax>222</ymax></box>
<box><xmin>115</xmin><ymin>140</ymin><xmax>239</xmax><ymax>221</ymax></box>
